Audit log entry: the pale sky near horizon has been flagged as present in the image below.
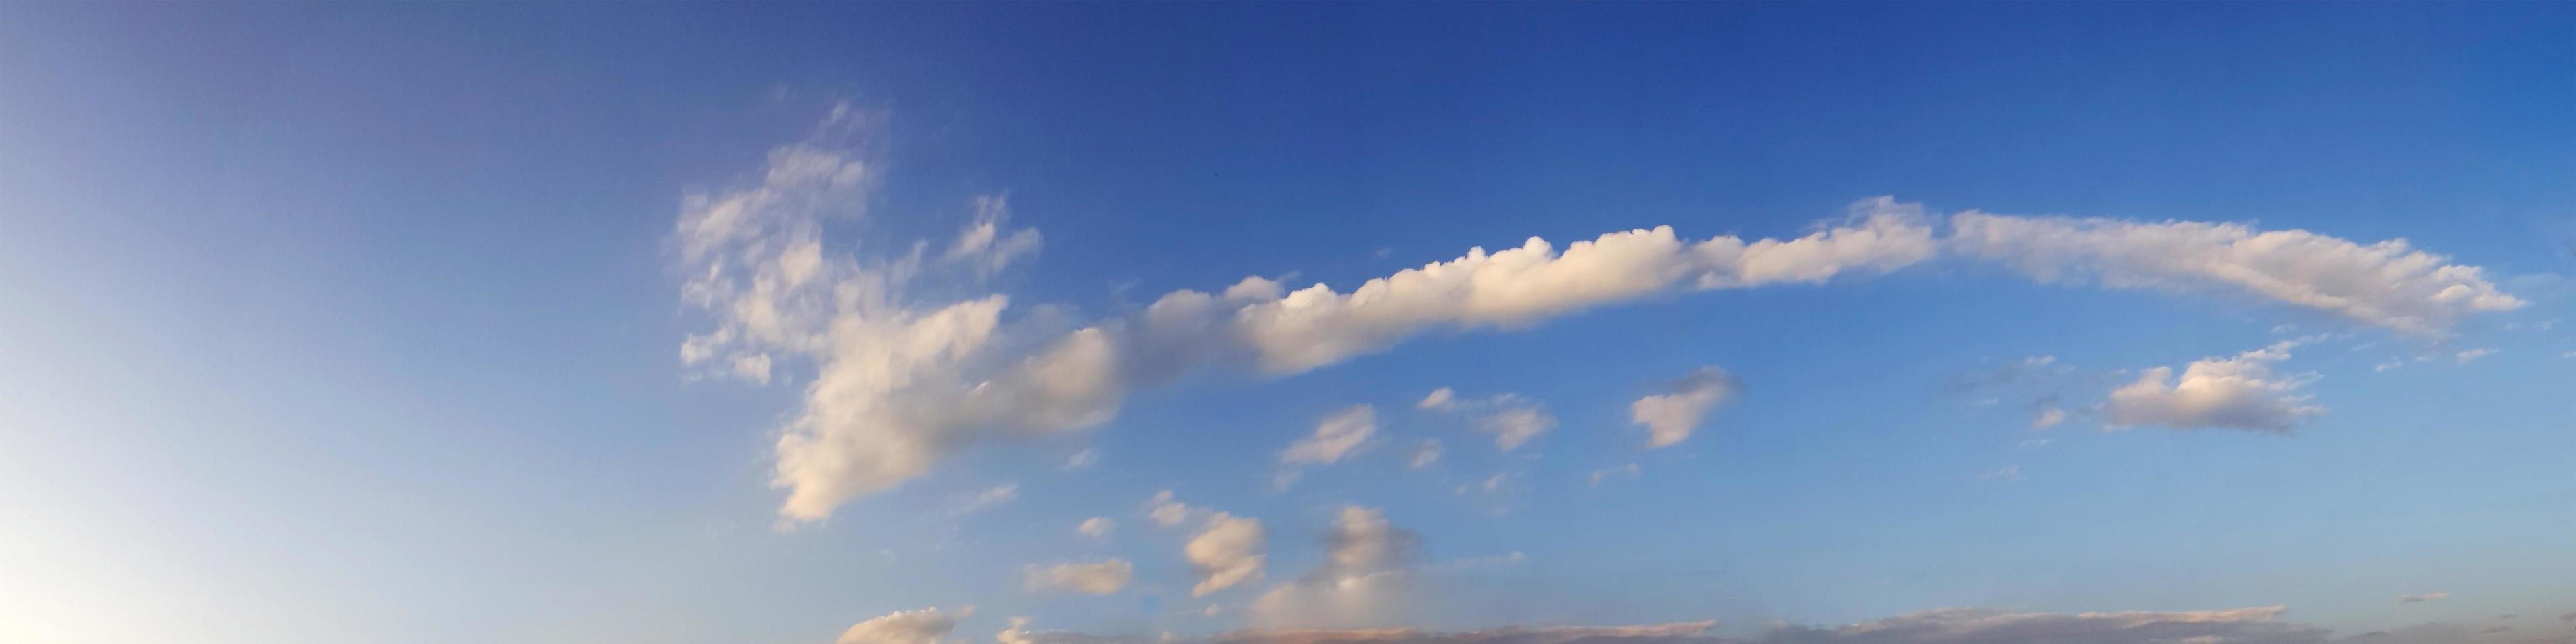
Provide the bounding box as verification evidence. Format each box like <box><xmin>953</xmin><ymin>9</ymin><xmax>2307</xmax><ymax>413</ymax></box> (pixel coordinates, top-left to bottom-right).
<box><xmin>3</xmin><ymin>4</ymin><xmax>2575</xmax><ymax>644</ymax></box>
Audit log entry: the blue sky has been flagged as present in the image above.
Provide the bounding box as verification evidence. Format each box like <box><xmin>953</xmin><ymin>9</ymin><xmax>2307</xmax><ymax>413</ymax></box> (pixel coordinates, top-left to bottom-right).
<box><xmin>3</xmin><ymin>4</ymin><xmax>2573</xmax><ymax>644</ymax></box>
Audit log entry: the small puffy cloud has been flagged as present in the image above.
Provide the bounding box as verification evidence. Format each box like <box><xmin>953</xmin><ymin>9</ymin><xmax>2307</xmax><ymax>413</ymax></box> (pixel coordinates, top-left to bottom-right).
<box><xmin>952</xmin><ymin>483</ymin><xmax>1019</xmax><ymax>515</ymax></box>
<box><xmin>1948</xmin><ymin>210</ymin><xmax>2523</xmax><ymax>334</ymax></box>
<box><xmin>837</xmin><ymin>606</ymin><xmax>971</xmax><ymax>644</ymax></box>
<box><xmin>1476</xmin><ymin>408</ymin><xmax>1556</xmax><ymax>452</ymax></box>
<box><xmin>2454</xmin><ymin>348</ymin><xmax>2496</xmax><ymax>363</ymax></box>
<box><xmin>2106</xmin><ymin>343</ymin><xmax>2323</xmax><ymax>432</ymax></box>
<box><xmin>1283</xmin><ymin>405</ymin><xmax>1377</xmax><ymax>465</ymax></box>
<box><xmin>1423</xmin><ymin>390</ymin><xmax>1557</xmax><ymax>451</ymax></box>
<box><xmin>1078</xmin><ymin>517</ymin><xmax>1115</xmax><ymax>540</ymax></box>
<box><xmin>1024</xmin><ymin>559</ymin><xmax>1135</xmax><ymax>595</ymax></box>
<box><xmin>1589</xmin><ymin>463</ymin><xmax>1642</xmax><ymax>486</ymax></box>
<box><xmin>2016</xmin><ymin>438</ymin><xmax>2053</xmax><ymax>450</ymax></box>
<box><xmin>996</xmin><ymin>618</ymin><xmax>1137</xmax><ymax>644</ymax></box>
<box><xmin>1249</xmin><ymin>506</ymin><xmax>1420</xmax><ymax>628</ymax></box>
<box><xmin>1063</xmin><ymin>448</ymin><xmax>1100</xmax><ymax>471</ymax></box>
<box><xmin>1187</xmin><ymin>513</ymin><xmax>1266</xmax><ymax>597</ymax></box>
<box><xmin>2029</xmin><ymin>402</ymin><xmax>2067</xmax><ymax>430</ymax></box>
<box><xmin>1417</xmin><ymin>388</ymin><xmax>1456</xmax><ymax>411</ymax></box>
<box><xmin>946</xmin><ymin>195</ymin><xmax>1043</xmax><ymax>278</ymax></box>
<box><xmin>1147</xmin><ymin>490</ymin><xmax>1197</xmax><ymax>528</ymax></box>
<box><xmin>1408</xmin><ymin>440</ymin><xmax>1442</xmax><ymax>470</ymax></box>
<box><xmin>1629</xmin><ymin>367</ymin><xmax>1741</xmax><ymax>449</ymax></box>
<box><xmin>2398</xmin><ymin>592</ymin><xmax>2449</xmax><ymax>603</ymax></box>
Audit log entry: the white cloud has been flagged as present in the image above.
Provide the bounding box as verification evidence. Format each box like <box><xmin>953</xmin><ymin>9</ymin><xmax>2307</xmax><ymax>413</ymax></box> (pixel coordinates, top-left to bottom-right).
<box><xmin>947</xmin><ymin>195</ymin><xmax>1043</xmax><ymax>278</ymax></box>
<box><xmin>1407</xmin><ymin>440</ymin><xmax>1442</xmax><ymax>470</ymax></box>
<box><xmin>1147</xmin><ymin>490</ymin><xmax>1197</xmax><ymax>528</ymax></box>
<box><xmin>1949</xmin><ymin>211</ymin><xmax>2523</xmax><ymax>334</ymax></box>
<box><xmin>676</xmin><ymin>114</ymin><xmax>1128</xmax><ymax>524</ymax></box>
<box><xmin>1476</xmin><ymin>408</ymin><xmax>1556</xmax><ymax>451</ymax></box>
<box><xmin>1588</xmin><ymin>463</ymin><xmax>1642</xmax><ymax>486</ymax></box>
<box><xmin>1628</xmin><ymin>367</ymin><xmax>1741</xmax><ymax>449</ymax></box>
<box><xmin>1283</xmin><ymin>405</ymin><xmax>1377</xmax><ymax>465</ymax></box>
<box><xmin>952</xmin><ymin>482</ymin><xmax>1019</xmax><ymax>515</ymax></box>
<box><xmin>1416</xmin><ymin>388</ymin><xmax>1455</xmax><ymax>411</ymax></box>
<box><xmin>1186</xmin><ymin>513</ymin><xmax>1266</xmax><ymax>597</ymax></box>
<box><xmin>1978</xmin><ymin>466</ymin><xmax>2023</xmax><ymax>483</ymax></box>
<box><xmin>997</xmin><ymin>618</ymin><xmax>1037</xmax><ymax>644</ymax></box>
<box><xmin>1421</xmin><ymin>390</ymin><xmax>1557</xmax><ymax>451</ymax></box>
<box><xmin>1024</xmin><ymin>559</ymin><xmax>1134</xmax><ymax>595</ymax></box>
<box><xmin>2016</xmin><ymin>438</ymin><xmax>2053</xmax><ymax>450</ymax></box>
<box><xmin>674</xmin><ymin>138</ymin><xmax>2524</xmax><ymax>522</ymax></box>
<box><xmin>1078</xmin><ymin>517</ymin><xmax>1115</xmax><ymax>540</ymax></box>
<box><xmin>1063</xmin><ymin>448</ymin><xmax>1100</xmax><ymax>471</ymax></box>
<box><xmin>1249</xmin><ymin>506</ymin><xmax>1419</xmax><ymax>628</ymax></box>
<box><xmin>2106</xmin><ymin>342</ymin><xmax>2324</xmax><ymax>432</ymax></box>
<box><xmin>2398</xmin><ymin>591</ymin><xmax>2449</xmax><ymax>603</ymax></box>
<box><xmin>1205</xmin><ymin>198</ymin><xmax>1936</xmax><ymax>374</ymax></box>
<box><xmin>2029</xmin><ymin>403</ymin><xmax>2066</xmax><ymax>430</ymax></box>
<box><xmin>2454</xmin><ymin>348</ymin><xmax>2495</xmax><ymax>363</ymax></box>
<box><xmin>837</xmin><ymin>606</ymin><xmax>971</xmax><ymax>644</ymax></box>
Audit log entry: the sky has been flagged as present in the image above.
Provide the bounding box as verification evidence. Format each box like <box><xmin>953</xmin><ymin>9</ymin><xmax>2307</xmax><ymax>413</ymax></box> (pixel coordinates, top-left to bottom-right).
<box><xmin>3</xmin><ymin>4</ymin><xmax>2575</xmax><ymax>644</ymax></box>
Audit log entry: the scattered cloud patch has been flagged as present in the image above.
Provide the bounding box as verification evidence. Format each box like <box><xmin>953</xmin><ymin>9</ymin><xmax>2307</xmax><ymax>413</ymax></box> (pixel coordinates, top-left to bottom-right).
<box><xmin>1024</xmin><ymin>559</ymin><xmax>1135</xmax><ymax>595</ymax></box>
<box><xmin>1630</xmin><ymin>367</ymin><xmax>1741</xmax><ymax>449</ymax></box>
<box><xmin>2106</xmin><ymin>341</ymin><xmax>2323</xmax><ymax>432</ymax></box>
<box><xmin>1078</xmin><ymin>517</ymin><xmax>1115</xmax><ymax>540</ymax></box>
<box><xmin>1476</xmin><ymin>408</ymin><xmax>1556</xmax><ymax>452</ymax></box>
<box><xmin>1422</xmin><ymin>390</ymin><xmax>1557</xmax><ymax>451</ymax></box>
<box><xmin>953</xmin><ymin>483</ymin><xmax>1020</xmax><ymax>516</ymax></box>
<box><xmin>2454</xmin><ymin>348</ymin><xmax>2496</xmax><ymax>363</ymax></box>
<box><xmin>674</xmin><ymin>137</ymin><xmax>2526</xmax><ymax>522</ymax></box>
<box><xmin>2029</xmin><ymin>398</ymin><xmax>2067</xmax><ymax>430</ymax></box>
<box><xmin>2398</xmin><ymin>592</ymin><xmax>2449</xmax><ymax>603</ymax></box>
<box><xmin>1589</xmin><ymin>463</ymin><xmax>1642</xmax><ymax>486</ymax></box>
<box><xmin>1063</xmin><ymin>449</ymin><xmax>1100</xmax><ymax>471</ymax></box>
<box><xmin>1283</xmin><ymin>405</ymin><xmax>1377</xmax><ymax>465</ymax></box>
<box><xmin>1250</xmin><ymin>506</ymin><xmax>1421</xmax><ymax>628</ymax></box>
<box><xmin>1147</xmin><ymin>490</ymin><xmax>1198</xmax><ymax>528</ymax></box>
<box><xmin>1407</xmin><ymin>440</ymin><xmax>1443</xmax><ymax>470</ymax></box>
<box><xmin>1187</xmin><ymin>512</ymin><xmax>1266</xmax><ymax>597</ymax></box>
<box><xmin>837</xmin><ymin>606</ymin><xmax>970</xmax><ymax>644</ymax></box>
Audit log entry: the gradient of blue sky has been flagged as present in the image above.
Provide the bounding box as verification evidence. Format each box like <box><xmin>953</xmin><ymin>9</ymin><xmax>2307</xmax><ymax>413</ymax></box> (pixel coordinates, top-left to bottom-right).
<box><xmin>2</xmin><ymin>4</ymin><xmax>2573</xmax><ymax>644</ymax></box>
